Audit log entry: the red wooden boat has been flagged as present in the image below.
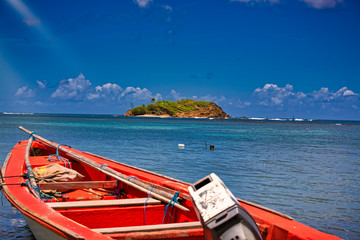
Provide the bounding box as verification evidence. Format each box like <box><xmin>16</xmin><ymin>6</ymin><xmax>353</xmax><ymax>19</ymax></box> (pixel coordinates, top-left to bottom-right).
<box><xmin>0</xmin><ymin>127</ymin><xmax>342</xmax><ymax>240</ymax></box>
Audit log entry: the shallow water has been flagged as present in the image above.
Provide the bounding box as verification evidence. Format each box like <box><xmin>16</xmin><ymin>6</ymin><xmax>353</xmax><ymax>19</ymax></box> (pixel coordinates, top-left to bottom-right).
<box><xmin>0</xmin><ymin>114</ymin><xmax>359</xmax><ymax>239</ymax></box>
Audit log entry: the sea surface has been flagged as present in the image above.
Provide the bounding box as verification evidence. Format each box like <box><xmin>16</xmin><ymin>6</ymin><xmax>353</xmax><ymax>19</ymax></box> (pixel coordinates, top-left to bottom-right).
<box><xmin>0</xmin><ymin>113</ymin><xmax>359</xmax><ymax>240</ymax></box>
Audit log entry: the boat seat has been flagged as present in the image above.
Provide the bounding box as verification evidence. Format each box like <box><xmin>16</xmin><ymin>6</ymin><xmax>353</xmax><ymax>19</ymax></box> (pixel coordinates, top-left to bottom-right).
<box><xmin>39</xmin><ymin>181</ymin><xmax>117</xmax><ymax>191</ymax></box>
<box><xmin>46</xmin><ymin>198</ymin><xmax>161</xmax><ymax>209</ymax></box>
<box><xmin>92</xmin><ymin>221</ymin><xmax>202</xmax><ymax>234</ymax></box>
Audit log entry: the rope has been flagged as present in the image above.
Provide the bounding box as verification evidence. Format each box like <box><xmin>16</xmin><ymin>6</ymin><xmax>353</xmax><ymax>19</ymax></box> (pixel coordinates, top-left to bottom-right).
<box><xmin>100</xmin><ymin>164</ymin><xmax>108</xmax><ymax>170</ymax></box>
<box><xmin>2</xmin><ymin>174</ymin><xmax>27</xmax><ymax>179</ymax></box>
<box><xmin>128</xmin><ymin>176</ymin><xmax>138</xmax><ymax>181</ymax></box>
<box><xmin>41</xmin><ymin>192</ymin><xmax>57</xmax><ymax>202</ymax></box>
<box><xmin>144</xmin><ymin>184</ymin><xmax>155</xmax><ymax>225</ymax></box>
<box><xmin>29</xmin><ymin>132</ymin><xmax>37</xmax><ymax>156</ymax></box>
<box><xmin>25</xmin><ymin>170</ymin><xmax>35</xmax><ymax>179</ymax></box>
<box><xmin>0</xmin><ymin>182</ymin><xmax>27</xmax><ymax>187</ymax></box>
<box><xmin>25</xmin><ymin>179</ymin><xmax>43</xmax><ymax>200</ymax></box>
<box><xmin>36</xmin><ymin>177</ymin><xmax>54</xmax><ymax>184</ymax></box>
<box><xmin>29</xmin><ymin>131</ymin><xmax>36</xmax><ymax>139</ymax></box>
<box><xmin>31</xmin><ymin>147</ymin><xmax>36</xmax><ymax>157</ymax></box>
<box><xmin>24</xmin><ymin>177</ymin><xmax>56</xmax><ymax>201</ymax></box>
<box><xmin>162</xmin><ymin>191</ymin><xmax>180</xmax><ymax>223</ymax></box>
<box><xmin>47</xmin><ymin>144</ymin><xmax>71</xmax><ymax>168</ymax></box>
<box><xmin>115</xmin><ymin>180</ymin><xmax>120</xmax><ymax>199</ymax></box>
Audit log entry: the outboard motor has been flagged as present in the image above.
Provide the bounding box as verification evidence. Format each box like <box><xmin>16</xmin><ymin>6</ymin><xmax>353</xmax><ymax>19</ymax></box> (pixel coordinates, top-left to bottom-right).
<box><xmin>188</xmin><ymin>173</ymin><xmax>263</xmax><ymax>240</ymax></box>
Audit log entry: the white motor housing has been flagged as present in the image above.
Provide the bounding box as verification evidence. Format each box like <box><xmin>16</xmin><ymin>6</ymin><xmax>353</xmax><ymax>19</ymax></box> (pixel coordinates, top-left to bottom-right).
<box><xmin>188</xmin><ymin>173</ymin><xmax>263</xmax><ymax>240</ymax></box>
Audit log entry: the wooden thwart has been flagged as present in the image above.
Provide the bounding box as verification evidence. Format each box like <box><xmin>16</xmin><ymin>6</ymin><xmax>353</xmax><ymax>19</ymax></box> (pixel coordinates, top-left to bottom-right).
<box><xmin>39</xmin><ymin>181</ymin><xmax>117</xmax><ymax>191</ymax></box>
<box><xmin>93</xmin><ymin>221</ymin><xmax>202</xmax><ymax>234</ymax></box>
<box><xmin>46</xmin><ymin>198</ymin><xmax>161</xmax><ymax>209</ymax></box>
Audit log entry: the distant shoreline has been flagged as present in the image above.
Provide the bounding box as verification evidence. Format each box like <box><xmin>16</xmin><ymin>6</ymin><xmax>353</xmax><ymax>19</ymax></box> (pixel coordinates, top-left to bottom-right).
<box><xmin>1</xmin><ymin>112</ymin><xmax>359</xmax><ymax>122</ymax></box>
<box><xmin>133</xmin><ymin>114</ymin><xmax>170</xmax><ymax>118</ymax></box>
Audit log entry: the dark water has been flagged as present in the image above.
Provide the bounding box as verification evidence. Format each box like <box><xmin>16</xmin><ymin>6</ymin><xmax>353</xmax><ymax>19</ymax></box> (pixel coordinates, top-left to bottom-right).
<box><xmin>0</xmin><ymin>114</ymin><xmax>359</xmax><ymax>240</ymax></box>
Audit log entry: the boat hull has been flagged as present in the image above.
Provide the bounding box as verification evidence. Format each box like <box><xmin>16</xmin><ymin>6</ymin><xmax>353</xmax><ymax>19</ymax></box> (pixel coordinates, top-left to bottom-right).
<box><xmin>1</xmin><ymin>139</ymin><xmax>342</xmax><ymax>240</ymax></box>
<box><xmin>22</xmin><ymin>214</ymin><xmax>66</xmax><ymax>240</ymax></box>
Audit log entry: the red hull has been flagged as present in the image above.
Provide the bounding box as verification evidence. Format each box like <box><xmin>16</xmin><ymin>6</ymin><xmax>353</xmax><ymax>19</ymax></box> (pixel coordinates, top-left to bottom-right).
<box><xmin>1</xmin><ymin>140</ymin><xmax>342</xmax><ymax>240</ymax></box>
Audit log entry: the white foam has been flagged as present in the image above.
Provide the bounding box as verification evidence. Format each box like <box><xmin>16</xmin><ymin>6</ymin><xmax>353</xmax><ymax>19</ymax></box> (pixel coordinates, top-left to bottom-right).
<box><xmin>249</xmin><ymin>118</ymin><xmax>266</xmax><ymax>120</ymax></box>
<box><xmin>2</xmin><ymin>112</ymin><xmax>34</xmax><ymax>115</ymax></box>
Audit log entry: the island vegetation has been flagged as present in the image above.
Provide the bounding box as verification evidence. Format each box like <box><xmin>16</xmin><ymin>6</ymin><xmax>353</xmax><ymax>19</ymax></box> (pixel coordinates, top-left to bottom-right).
<box><xmin>124</xmin><ymin>99</ymin><xmax>230</xmax><ymax>118</ymax></box>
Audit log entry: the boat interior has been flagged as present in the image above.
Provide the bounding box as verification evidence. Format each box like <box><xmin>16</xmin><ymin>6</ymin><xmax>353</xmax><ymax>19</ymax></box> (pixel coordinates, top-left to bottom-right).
<box><xmin>26</xmin><ymin>140</ymin><xmax>204</xmax><ymax>238</ymax></box>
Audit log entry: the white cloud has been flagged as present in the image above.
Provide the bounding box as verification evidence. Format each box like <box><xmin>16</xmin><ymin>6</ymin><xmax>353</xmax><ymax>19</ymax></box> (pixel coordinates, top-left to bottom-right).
<box><xmin>37</xmin><ymin>80</ymin><xmax>46</xmax><ymax>88</ymax></box>
<box><xmin>310</xmin><ymin>86</ymin><xmax>358</xmax><ymax>101</ymax></box>
<box><xmin>169</xmin><ymin>90</ymin><xmax>184</xmax><ymax>100</ymax></box>
<box><xmin>15</xmin><ymin>85</ymin><xmax>35</xmax><ymax>98</ymax></box>
<box><xmin>311</xmin><ymin>87</ymin><xmax>329</xmax><ymax>100</ymax></box>
<box><xmin>336</xmin><ymin>87</ymin><xmax>357</xmax><ymax>97</ymax></box>
<box><xmin>162</xmin><ymin>5</ymin><xmax>173</xmax><ymax>11</ymax></box>
<box><xmin>87</xmin><ymin>83</ymin><xmax>123</xmax><ymax>101</ymax></box>
<box><xmin>120</xmin><ymin>87</ymin><xmax>161</xmax><ymax>103</ymax></box>
<box><xmin>253</xmin><ymin>83</ymin><xmax>305</xmax><ymax>106</ymax></box>
<box><xmin>86</xmin><ymin>93</ymin><xmax>100</xmax><ymax>100</ymax></box>
<box><xmin>198</xmin><ymin>94</ymin><xmax>226</xmax><ymax>103</ymax></box>
<box><xmin>247</xmin><ymin>83</ymin><xmax>360</xmax><ymax>118</ymax></box>
<box><xmin>167</xmin><ymin>90</ymin><xmax>251</xmax><ymax>110</ymax></box>
<box><xmin>51</xmin><ymin>73</ymin><xmax>91</xmax><ymax>99</ymax></box>
<box><xmin>35</xmin><ymin>101</ymin><xmax>50</xmax><ymax>106</ymax></box>
<box><xmin>48</xmin><ymin>74</ymin><xmax>163</xmax><ymax>109</ymax></box>
<box><xmin>300</xmin><ymin>0</ymin><xmax>342</xmax><ymax>9</ymax></box>
<box><xmin>134</xmin><ymin>0</ymin><xmax>152</xmax><ymax>8</ymax></box>
<box><xmin>254</xmin><ymin>84</ymin><xmax>358</xmax><ymax>106</ymax></box>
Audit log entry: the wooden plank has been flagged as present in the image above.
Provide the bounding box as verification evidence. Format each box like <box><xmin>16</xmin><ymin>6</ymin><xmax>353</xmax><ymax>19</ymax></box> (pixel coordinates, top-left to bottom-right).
<box><xmin>93</xmin><ymin>221</ymin><xmax>202</xmax><ymax>234</ymax></box>
<box><xmin>46</xmin><ymin>198</ymin><xmax>161</xmax><ymax>209</ymax></box>
<box><xmin>39</xmin><ymin>181</ymin><xmax>117</xmax><ymax>191</ymax></box>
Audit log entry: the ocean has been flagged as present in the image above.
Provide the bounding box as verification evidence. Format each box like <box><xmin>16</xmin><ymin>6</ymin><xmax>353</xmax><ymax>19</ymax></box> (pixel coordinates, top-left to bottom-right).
<box><xmin>0</xmin><ymin>113</ymin><xmax>359</xmax><ymax>240</ymax></box>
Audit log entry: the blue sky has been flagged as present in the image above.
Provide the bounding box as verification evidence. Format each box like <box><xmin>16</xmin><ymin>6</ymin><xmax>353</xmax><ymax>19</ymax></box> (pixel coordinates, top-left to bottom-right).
<box><xmin>1</xmin><ymin>0</ymin><xmax>359</xmax><ymax>119</ymax></box>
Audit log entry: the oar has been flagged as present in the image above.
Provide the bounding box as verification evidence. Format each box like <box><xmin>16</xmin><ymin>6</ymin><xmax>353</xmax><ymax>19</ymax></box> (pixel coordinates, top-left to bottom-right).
<box><xmin>19</xmin><ymin>126</ymin><xmax>189</xmax><ymax>212</ymax></box>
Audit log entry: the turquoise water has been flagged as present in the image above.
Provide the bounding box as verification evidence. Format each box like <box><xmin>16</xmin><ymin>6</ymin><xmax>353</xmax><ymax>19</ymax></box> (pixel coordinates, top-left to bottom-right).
<box><xmin>0</xmin><ymin>114</ymin><xmax>359</xmax><ymax>240</ymax></box>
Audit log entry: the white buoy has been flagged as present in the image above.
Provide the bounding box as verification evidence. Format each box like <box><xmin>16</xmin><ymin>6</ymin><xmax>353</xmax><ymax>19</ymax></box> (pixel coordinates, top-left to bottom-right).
<box><xmin>178</xmin><ymin>144</ymin><xmax>185</xmax><ymax>149</ymax></box>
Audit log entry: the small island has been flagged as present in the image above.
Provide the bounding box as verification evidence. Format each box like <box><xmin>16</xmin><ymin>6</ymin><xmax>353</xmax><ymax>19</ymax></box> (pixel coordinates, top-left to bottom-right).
<box><xmin>124</xmin><ymin>99</ymin><xmax>230</xmax><ymax>118</ymax></box>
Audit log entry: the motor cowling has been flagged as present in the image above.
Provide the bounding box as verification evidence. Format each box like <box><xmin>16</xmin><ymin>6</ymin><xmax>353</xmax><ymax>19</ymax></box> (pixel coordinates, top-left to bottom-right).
<box><xmin>188</xmin><ymin>173</ymin><xmax>263</xmax><ymax>240</ymax></box>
